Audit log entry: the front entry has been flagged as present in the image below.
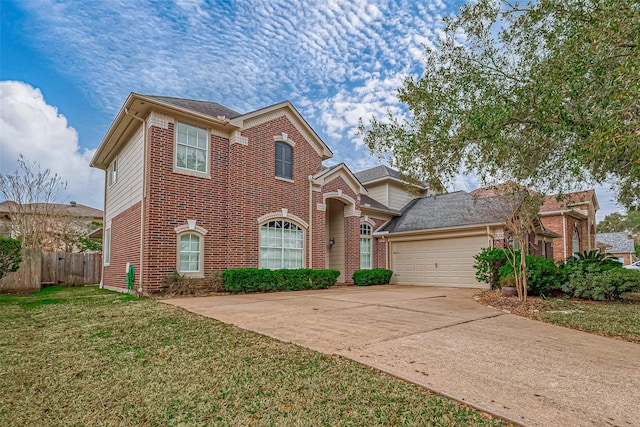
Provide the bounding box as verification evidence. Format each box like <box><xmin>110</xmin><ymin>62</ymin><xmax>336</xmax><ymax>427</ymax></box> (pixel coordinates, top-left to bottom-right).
<box><xmin>325</xmin><ymin>198</ymin><xmax>346</xmax><ymax>282</ymax></box>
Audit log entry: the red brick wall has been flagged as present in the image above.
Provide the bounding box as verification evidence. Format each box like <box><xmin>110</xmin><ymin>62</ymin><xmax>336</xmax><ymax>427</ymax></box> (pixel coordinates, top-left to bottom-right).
<box><xmin>138</xmin><ymin>114</ymin><xmax>324</xmax><ymax>292</ymax></box>
<box><xmin>541</xmin><ymin>214</ymin><xmax>592</xmax><ymax>262</ymax></box>
<box><xmin>228</xmin><ymin>116</ymin><xmax>323</xmax><ymax>268</ymax></box>
<box><xmin>369</xmin><ymin>216</ymin><xmax>389</xmax><ymax>269</ymax></box>
<box><xmin>104</xmin><ymin>202</ymin><xmax>141</xmax><ymax>291</ymax></box>
<box><xmin>142</xmin><ymin>123</ymin><xmax>230</xmax><ymax>293</ymax></box>
<box><xmin>311</xmin><ymin>190</ymin><xmax>326</xmax><ymax>269</ymax></box>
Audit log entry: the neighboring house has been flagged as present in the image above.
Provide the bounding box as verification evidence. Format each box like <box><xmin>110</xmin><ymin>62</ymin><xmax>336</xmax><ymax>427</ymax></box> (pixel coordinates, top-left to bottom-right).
<box><xmin>596</xmin><ymin>232</ymin><xmax>637</xmax><ymax>265</ymax></box>
<box><xmin>374</xmin><ymin>191</ymin><xmax>559</xmax><ymax>288</ymax></box>
<box><xmin>0</xmin><ymin>200</ymin><xmax>103</xmax><ymax>252</ymax></box>
<box><xmin>471</xmin><ymin>186</ymin><xmax>599</xmax><ymax>262</ymax></box>
<box><xmin>91</xmin><ymin>93</ymin><xmax>410</xmax><ymax>294</ymax></box>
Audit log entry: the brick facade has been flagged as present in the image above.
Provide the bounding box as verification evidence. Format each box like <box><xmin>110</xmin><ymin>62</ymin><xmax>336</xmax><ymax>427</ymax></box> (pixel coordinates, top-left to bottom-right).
<box><xmin>101</xmin><ymin>100</ymin><xmax>391</xmax><ymax>293</ymax></box>
<box><xmin>104</xmin><ymin>202</ymin><xmax>141</xmax><ymax>292</ymax></box>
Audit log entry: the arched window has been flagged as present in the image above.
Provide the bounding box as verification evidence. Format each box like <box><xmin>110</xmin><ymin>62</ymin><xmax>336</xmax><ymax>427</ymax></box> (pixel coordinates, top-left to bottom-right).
<box><xmin>360</xmin><ymin>223</ymin><xmax>372</xmax><ymax>270</ymax></box>
<box><xmin>572</xmin><ymin>227</ymin><xmax>580</xmax><ymax>256</ymax></box>
<box><xmin>260</xmin><ymin>220</ymin><xmax>303</xmax><ymax>269</ymax></box>
<box><xmin>178</xmin><ymin>233</ymin><xmax>202</xmax><ymax>275</ymax></box>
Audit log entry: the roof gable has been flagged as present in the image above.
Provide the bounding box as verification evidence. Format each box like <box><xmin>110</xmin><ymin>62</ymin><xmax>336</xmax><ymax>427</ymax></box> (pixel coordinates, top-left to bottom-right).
<box><xmin>313</xmin><ymin>163</ymin><xmax>367</xmax><ymax>195</ymax></box>
<box><xmin>230</xmin><ymin>101</ymin><xmax>333</xmax><ymax>160</ymax></box>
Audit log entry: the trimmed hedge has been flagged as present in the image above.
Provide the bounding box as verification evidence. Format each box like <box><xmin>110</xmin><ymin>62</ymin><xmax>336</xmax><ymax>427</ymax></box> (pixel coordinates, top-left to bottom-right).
<box><xmin>352</xmin><ymin>268</ymin><xmax>393</xmax><ymax>286</ymax></box>
<box><xmin>222</xmin><ymin>268</ymin><xmax>340</xmax><ymax>293</ymax></box>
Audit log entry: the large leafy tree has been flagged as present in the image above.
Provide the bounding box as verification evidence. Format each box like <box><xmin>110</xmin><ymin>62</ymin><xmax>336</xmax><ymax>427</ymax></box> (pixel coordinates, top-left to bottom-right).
<box><xmin>597</xmin><ymin>210</ymin><xmax>640</xmax><ymax>238</ymax></box>
<box><xmin>361</xmin><ymin>0</ymin><xmax>639</xmax><ymax>206</ymax></box>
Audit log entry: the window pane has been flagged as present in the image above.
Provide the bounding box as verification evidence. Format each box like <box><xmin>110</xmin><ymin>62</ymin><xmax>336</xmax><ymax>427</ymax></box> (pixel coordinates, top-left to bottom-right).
<box><xmin>176</xmin><ymin>123</ymin><xmax>207</xmax><ymax>172</ymax></box>
<box><xmin>260</xmin><ymin>221</ymin><xmax>303</xmax><ymax>269</ymax></box>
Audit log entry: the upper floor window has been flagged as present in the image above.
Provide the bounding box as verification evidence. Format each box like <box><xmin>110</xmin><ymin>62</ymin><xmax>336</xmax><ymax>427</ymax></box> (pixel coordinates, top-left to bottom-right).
<box><xmin>360</xmin><ymin>223</ymin><xmax>372</xmax><ymax>269</ymax></box>
<box><xmin>260</xmin><ymin>220</ymin><xmax>303</xmax><ymax>269</ymax></box>
<box><xmin>108</xmin><ymin>159</ymin><xmax>117</xmax><ymax>186</ymax></box>
<box><xmin>176</xmin><ymin>122</ymin><xmax>208</xmax><ymax>173</ymax></box>
<box><xmin>275</xmin><ymin>141</ymin><xmax>293</xmax><ymax>180</ymax></box>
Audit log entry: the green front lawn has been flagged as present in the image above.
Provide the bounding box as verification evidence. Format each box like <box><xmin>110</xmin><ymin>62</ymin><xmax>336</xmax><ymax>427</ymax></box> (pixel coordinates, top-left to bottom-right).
<box><xmin>0</xmin><ymin>286</ymin><xmax>506</xmax><ymax>426</ymax></box>
<box><xmin>538</xmin><ymin>297</ymin><xmax>640</xmax><ymax>344</ymax></box>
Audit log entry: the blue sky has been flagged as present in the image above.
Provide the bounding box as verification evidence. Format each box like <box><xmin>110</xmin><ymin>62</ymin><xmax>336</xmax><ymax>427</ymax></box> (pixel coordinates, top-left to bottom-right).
<box><xmin>0</xmin><ymin>0</ymin><xmax>621</xmax><ymax>220</ymax></box>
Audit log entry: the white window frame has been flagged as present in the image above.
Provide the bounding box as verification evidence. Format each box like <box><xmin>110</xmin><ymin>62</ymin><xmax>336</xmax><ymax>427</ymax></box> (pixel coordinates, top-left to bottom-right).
<box><xmin>259</xmin><ymin>220</ymin><xmax>304</xmax><ymax>269</ymax></box>
<box><xmin>360</xmin><ymin>222</ymin><xmax>373</xmax><ymax>269</ymax></box>
<box><xmin>103</xmin><ymin>227</ymin><xmax>111</xmax><ymax>266</ymax></box>
<box><xmin>174</xmin><ymin>122</ymin><xmax>210</xmax><ymax>177</ymax></box>
<box><xmin>108</xmin><ymin>159</ymin><xmax>117</xmax><ymax>186</ymax></box>
<box><xmin>177</xmin><ymin>232</ymin><xmax>204</xmax><ymax>277</ymax></box>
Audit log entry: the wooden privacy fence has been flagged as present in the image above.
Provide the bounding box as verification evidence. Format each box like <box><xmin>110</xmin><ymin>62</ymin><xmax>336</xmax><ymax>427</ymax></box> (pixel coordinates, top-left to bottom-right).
<box><xmin>41</xmin><ymin>252</ymin><xmax>102</xmax><ymax>286</ymax></box>
<box><xmin>0</xmin><ymin>251</ymin><xmax>102</xmax><ymax>293</ymax></box>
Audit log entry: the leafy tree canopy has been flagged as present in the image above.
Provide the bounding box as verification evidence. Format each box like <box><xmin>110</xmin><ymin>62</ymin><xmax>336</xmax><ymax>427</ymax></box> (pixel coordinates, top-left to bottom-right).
<box><xmin>361</xmin><ymin>0</ymin><xmax>639</xmax><ymax>207</ymax></box>
<box><xmin>597</xmin><ymin>210</ymin><xmax>640</xmax><ymax>237</ymax></box>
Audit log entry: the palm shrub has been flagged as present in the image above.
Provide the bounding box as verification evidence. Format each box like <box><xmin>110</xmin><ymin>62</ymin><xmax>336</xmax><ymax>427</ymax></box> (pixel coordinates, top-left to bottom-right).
<box><xmin>473</xmin><ymin>247</ymin><xmax>508</xmax><ymax>289</ymax></box>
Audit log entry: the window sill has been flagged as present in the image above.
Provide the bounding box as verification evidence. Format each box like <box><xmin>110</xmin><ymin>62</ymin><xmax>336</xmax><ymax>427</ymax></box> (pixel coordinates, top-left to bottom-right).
<box><xmin>173</xmin><ymin>166</ymin><xmax>211</xmax><ymax>179</ymax></box>
<box><xmin>178</xmin><ymin>271</ymin><xmax>204</xmax><ymax>279</ymax></box>
<box><xmin>275</xmin><ymin>176</ymin><xmax>294</xmax><ymax>183</ymax></box>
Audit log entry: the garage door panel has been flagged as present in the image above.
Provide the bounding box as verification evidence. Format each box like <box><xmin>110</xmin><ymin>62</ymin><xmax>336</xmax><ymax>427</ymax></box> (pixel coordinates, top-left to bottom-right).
<box><xmin>391</xmin><ymin>235</ymin><xmax>488</xmax><ymax>288</ymax></box>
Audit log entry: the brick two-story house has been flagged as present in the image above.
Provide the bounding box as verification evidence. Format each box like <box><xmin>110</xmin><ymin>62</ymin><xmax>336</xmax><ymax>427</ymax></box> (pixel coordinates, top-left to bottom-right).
<box><xmin>91</xmin><ymin>94</ymin><xmax>409</xmax><ymax>294</ymax></box>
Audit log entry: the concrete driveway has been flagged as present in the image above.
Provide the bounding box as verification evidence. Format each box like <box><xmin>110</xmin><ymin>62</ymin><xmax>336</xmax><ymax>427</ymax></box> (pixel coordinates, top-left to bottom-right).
<box><xmin>164</xmin><ymin>285</ymin><xmax>640</xmax><ymax>427</ymax></box>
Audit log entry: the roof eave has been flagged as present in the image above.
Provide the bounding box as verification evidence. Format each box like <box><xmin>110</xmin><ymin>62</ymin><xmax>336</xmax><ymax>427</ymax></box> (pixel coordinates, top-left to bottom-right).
<box><xmin>91</xmin><ymin>93</ymin><xmax>238</xmax><ymax>169</ymax></box>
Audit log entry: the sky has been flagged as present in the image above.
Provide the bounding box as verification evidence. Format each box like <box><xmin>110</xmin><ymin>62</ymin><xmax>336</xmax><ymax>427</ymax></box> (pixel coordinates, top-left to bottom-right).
<box><xmin>0</xmin><ymin>0</ymin><xmax>622</xmax><ymax>221</ymax></box>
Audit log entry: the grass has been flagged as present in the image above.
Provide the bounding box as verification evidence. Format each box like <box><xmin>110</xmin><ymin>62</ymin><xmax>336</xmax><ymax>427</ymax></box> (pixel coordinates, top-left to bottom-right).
<box><xmin>0</xmin><ymin>286</ymin><xmax>507</xmax><ymax>426</ymax></box>
<box><xmin>536</xmin><ymin>297</ymin><xmax>640</xmax><ymax>344</ymax></box>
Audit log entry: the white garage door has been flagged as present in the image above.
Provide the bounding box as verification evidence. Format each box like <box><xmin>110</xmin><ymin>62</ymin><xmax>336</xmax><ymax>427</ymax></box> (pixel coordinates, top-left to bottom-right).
<box><xmin>390</xmin><ymin>235</ymin><xmax>488</xmax><ymax>288</ymax></box>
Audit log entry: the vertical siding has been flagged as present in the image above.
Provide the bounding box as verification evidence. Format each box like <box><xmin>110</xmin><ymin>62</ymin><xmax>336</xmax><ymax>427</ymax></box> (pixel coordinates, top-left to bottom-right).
<box><xmin>105</xmin><ymin>126</ymin><xmax>144</xmax><ymax>224</ymax></box>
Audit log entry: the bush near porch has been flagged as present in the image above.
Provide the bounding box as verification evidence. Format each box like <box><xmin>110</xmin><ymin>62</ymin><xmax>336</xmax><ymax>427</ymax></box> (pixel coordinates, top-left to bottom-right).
<box><xmin>222</xmin><ymin>268</ymin><xmax>340</xmax><ymax>292</ymax></box>
<box><xmin>352</xmin><ymin>269</ymin><xmax>393</xmax><ymax>286</ymax></box>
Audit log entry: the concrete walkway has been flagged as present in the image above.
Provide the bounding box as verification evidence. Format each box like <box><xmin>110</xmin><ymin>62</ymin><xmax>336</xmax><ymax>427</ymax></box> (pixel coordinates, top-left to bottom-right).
<box><xmin>163</xmin><ymin>285</ymin><xmax>640</xmax><ymax>427</ymax></box>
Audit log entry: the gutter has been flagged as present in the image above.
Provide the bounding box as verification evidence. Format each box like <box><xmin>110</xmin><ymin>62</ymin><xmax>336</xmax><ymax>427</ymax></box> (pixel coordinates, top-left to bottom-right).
<box><xmin>376</xmin><ymin>222</ymin><xmax>504</xmax><ymax>238</ymax></box>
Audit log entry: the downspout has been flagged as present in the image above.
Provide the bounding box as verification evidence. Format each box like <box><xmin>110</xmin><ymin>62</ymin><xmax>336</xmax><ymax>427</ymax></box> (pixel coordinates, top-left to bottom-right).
<box><xmin>562</xmin><ymin>213</ymin><xmax>567</xmax><ymax>262</ymax></box>
<box><xmin>100</xmin><ymin>172</ymin><xmax>107</xmax><ymax>289</ymax></box>
<box><xmin>308</xmin><ymin>175</ymin><xmax>313</xmax><ymax>268</ymax></box>
<box><xmin>125</xmin><ymin>108</ymin><xmax>146</xmax><ymax>294</ymax></box>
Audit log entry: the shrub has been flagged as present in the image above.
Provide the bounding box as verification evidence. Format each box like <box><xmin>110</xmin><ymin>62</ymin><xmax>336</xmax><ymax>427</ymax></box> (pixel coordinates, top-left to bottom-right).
<box><xmin>473</xmin><ymin>247</ymin><xmax>508</xmax><ymax>289</ymax></box>
<box><xmin>162</xmin><ymin>271</ymin><xmax>224</xmax><ymax>296</ymax></box>
<box><xmin>222</xmin><ymin>268</ymin><xmax>340</xmax><ymax>293</ymax></box>
<box><xmin>560</xmin><ymin>264</ymin><xmax>640</xmax><ymax>301</ymax></box>
<box><xmin>352</xmin><ymin>269</ymin><xmax>393</xmax><ymax>286</ymax></box>
<box><xmin>525</xmin><ymin>255</ymin><xmax>562</xmax><ymax>296</ymax></box>
<box><xmin>0</xmin><ymin>236</ymin><xmax>22</xmax><ymax>280</ymax></box>
<box><xmin>498</xmin><ymin>252</ymin><xmax>562</xmax><ymax>296</ymax></box>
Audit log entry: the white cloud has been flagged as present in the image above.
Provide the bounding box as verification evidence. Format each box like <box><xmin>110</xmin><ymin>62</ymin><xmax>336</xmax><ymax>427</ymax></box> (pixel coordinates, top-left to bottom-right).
<box><xmin>0</xmin><ymin>81</ymin><xmax>104</xmax><ymax>209</ymax></box>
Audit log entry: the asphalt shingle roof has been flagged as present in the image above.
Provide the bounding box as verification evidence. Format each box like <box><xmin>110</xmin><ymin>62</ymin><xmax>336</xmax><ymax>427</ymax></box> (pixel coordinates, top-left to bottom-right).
<box><xmin>360</xmin><ymin>194</ymin><xmax>393</xmax><ymax>212</ymax></box>
<box><xmin>596</xmin><ymin>232</ymin><xmax>636</xmax><ymax>254</ymax></box>
<box><xmin>144</xmin><ymin>95</ymin><xmax>242</xmax><ymax>119</ymax></box>
<box><xmin>354</xmin><ymin>165</ymin><xmax>401</xmax><ymax>183</ymax></box>
<box><xmin>379</xmin><ymin>191</ymin><xmax>508</xmax><ymax>233</ymax></box>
